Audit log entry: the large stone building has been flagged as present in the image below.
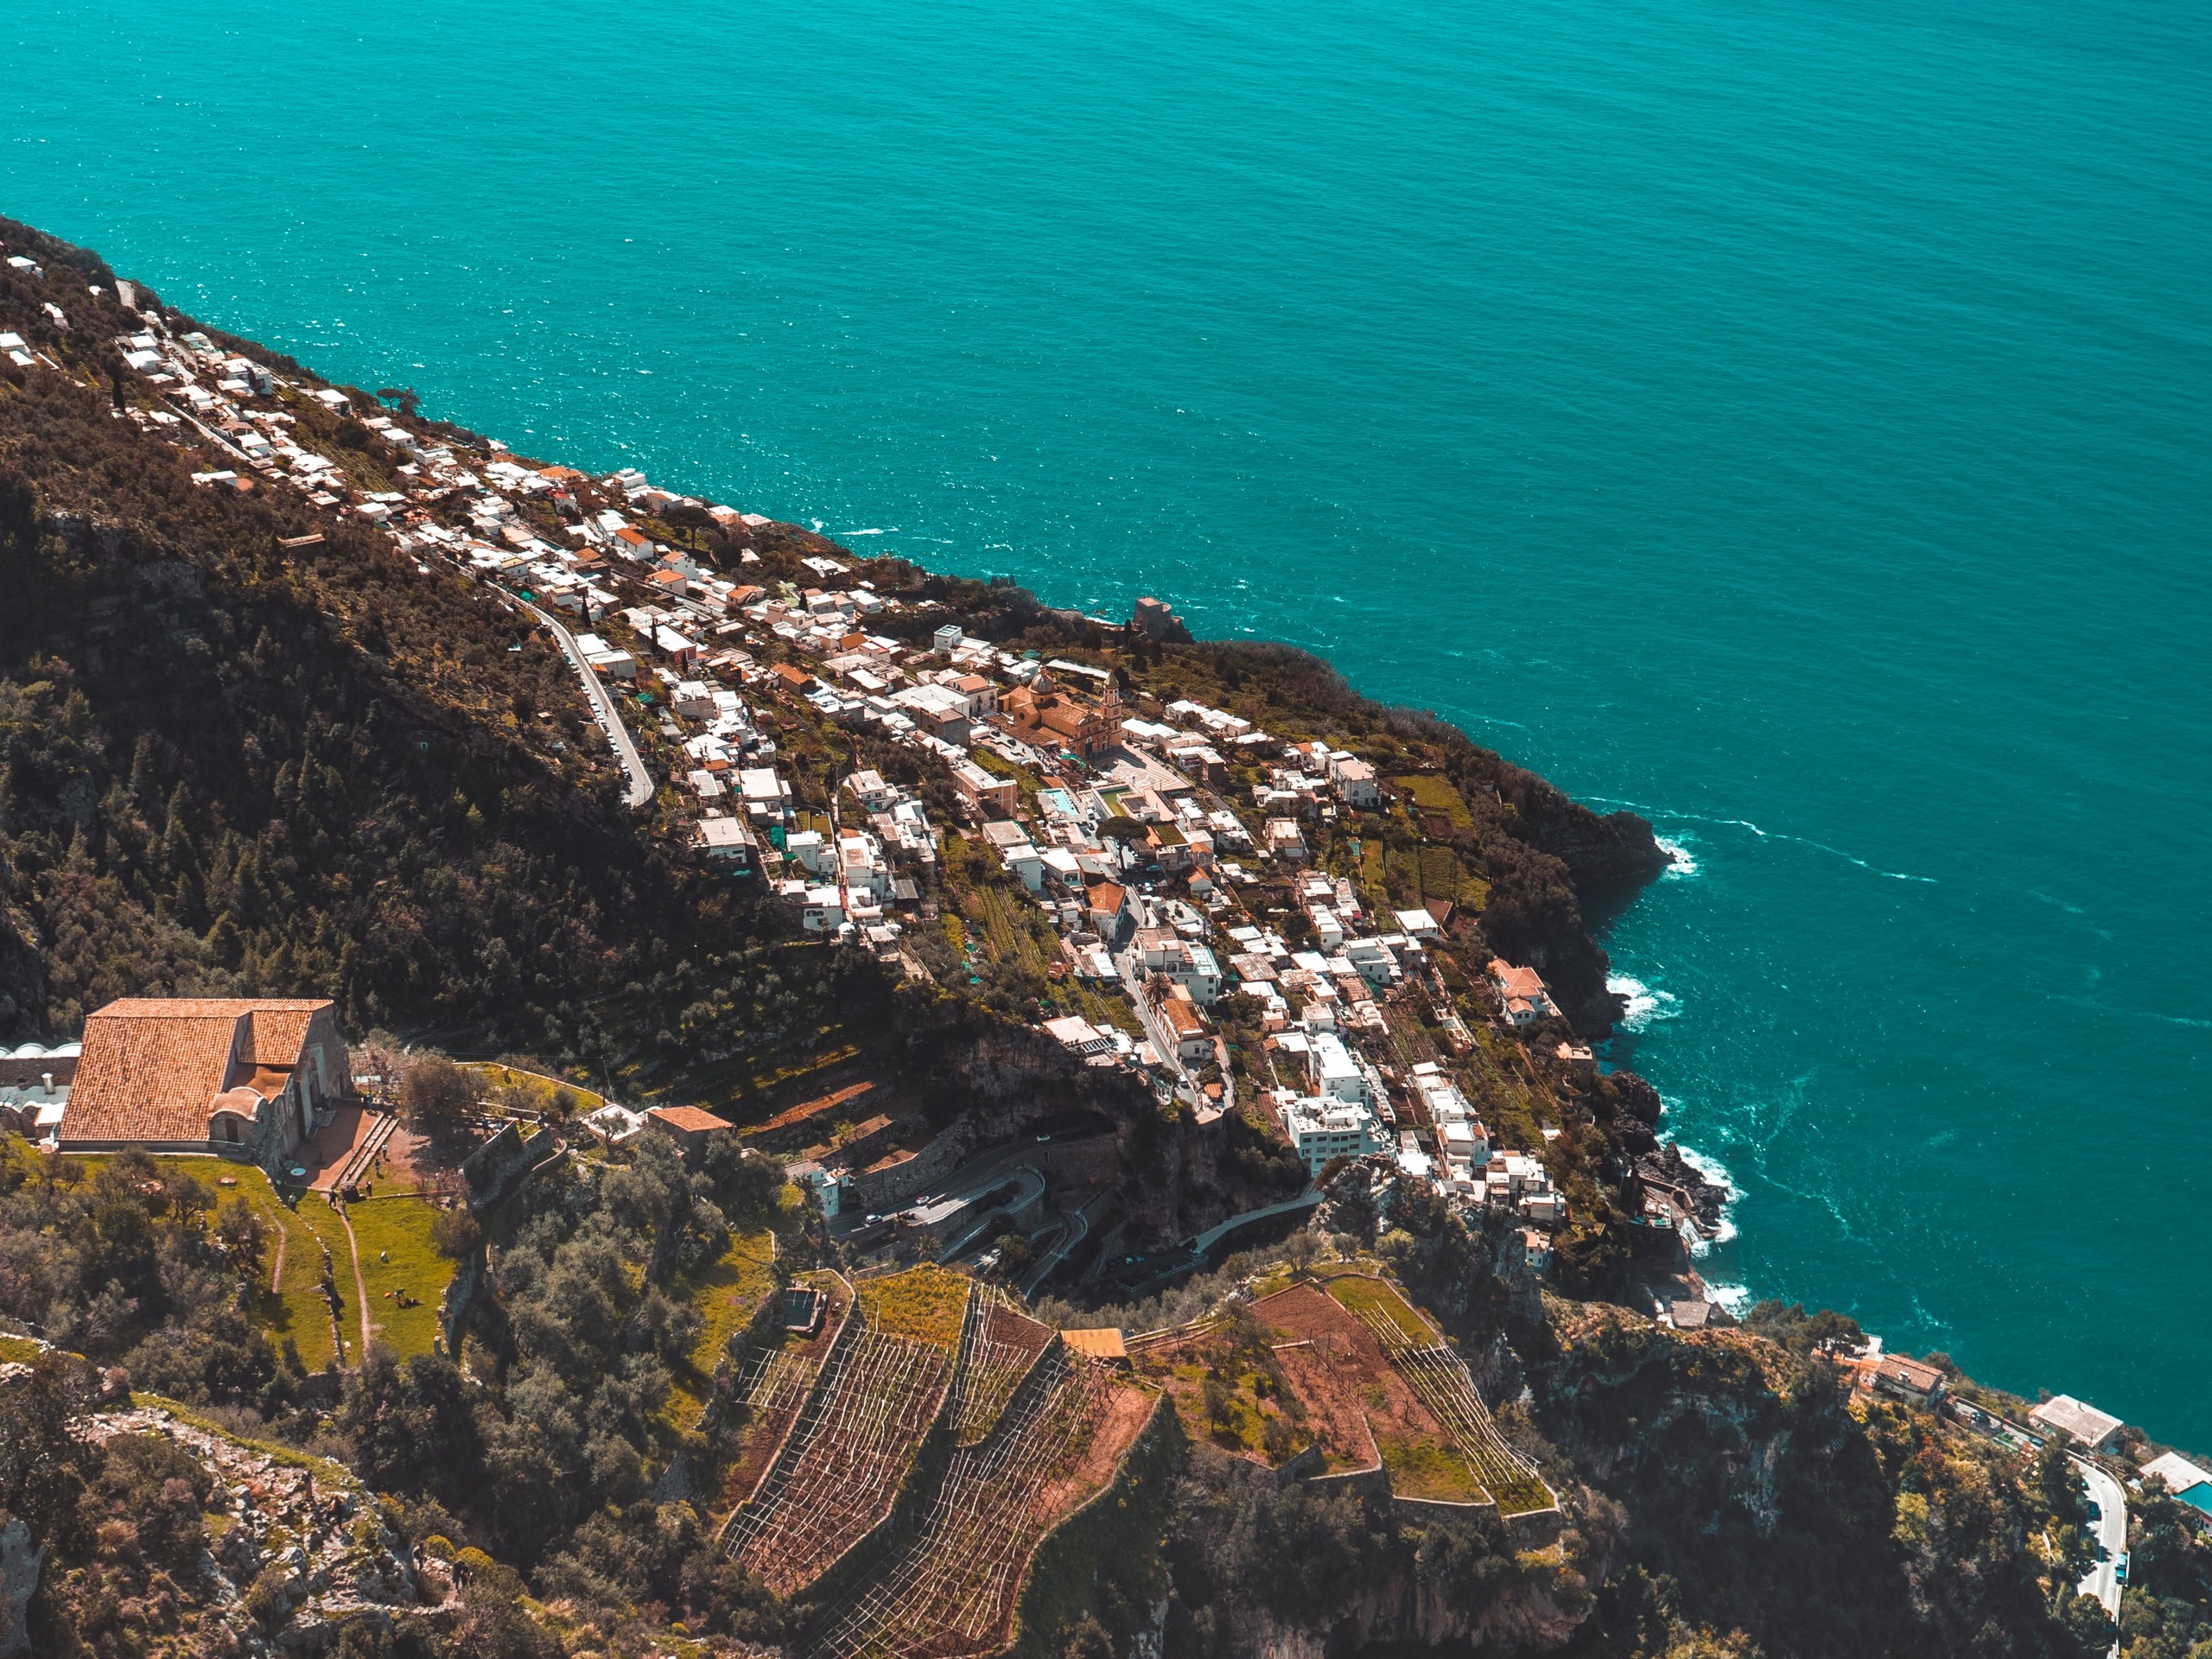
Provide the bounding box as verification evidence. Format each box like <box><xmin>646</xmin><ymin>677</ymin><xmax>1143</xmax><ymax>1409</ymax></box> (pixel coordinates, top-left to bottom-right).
<box><xmin>59</xmin><ymin>998</ymin><xmax>353</xmax><ymax>1174</ymax></box>
<box><xmin>996</xmin><ymin>673</ymin><xmax>1124</xmax><ymax>760</ymax></box>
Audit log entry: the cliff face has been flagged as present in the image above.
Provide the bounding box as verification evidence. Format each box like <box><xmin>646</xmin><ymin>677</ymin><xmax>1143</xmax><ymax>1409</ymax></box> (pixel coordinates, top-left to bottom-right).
<box><xmin>1525</xmin><ymin>1306</ymin><xmax>2081</xmax><ymax>1659</ymax></box>
<box><xmin>887</xmin><ymin>986</ymin><xmax>1307</xmax><ymax>1243</ymax></box>
<box><xmin>1228</xmin><ymin>1568</ymin><xmax>1587</xmax><ymax>1658</ymax></box>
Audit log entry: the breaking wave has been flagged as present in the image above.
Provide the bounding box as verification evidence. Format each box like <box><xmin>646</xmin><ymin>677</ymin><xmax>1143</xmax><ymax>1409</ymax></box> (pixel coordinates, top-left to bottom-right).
<box><xmin>1608</xmin><ymin>974</ymin><xmax>1680</xmax><ymax>1033</ymax></box>
<box><xmin>1673</xmin><ymin>1141</ymin><xmax>1740</xmax><ymax>1252</ymax></box>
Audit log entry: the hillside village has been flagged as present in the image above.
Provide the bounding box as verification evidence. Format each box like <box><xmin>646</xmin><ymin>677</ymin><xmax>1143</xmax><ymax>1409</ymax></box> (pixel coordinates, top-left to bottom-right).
<box><xmin>22</xmin><ymin>286</ymin><xmax>1650</xmax><ymax>1310</ymax></box>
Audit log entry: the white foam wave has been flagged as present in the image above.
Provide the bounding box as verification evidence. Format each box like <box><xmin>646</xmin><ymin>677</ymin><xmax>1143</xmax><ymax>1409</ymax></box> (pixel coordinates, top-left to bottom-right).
<box><xmin>1705</xmin><ymin>1281</ymin><xmax>1751</xmax><ymax>1316</ymax></box>
<box><xmin>841</xmin><ymin>527</ymin><xmax>887</xmax><ymax>536</ymax></box>
<box><xmin>1608</xmin><ymin>974</ymin><xmax>1680</xmax><ymax>1033</ymax></box>
<box><xmin>1586</xmin><ymin>797</ymin><xmax>1936</xmax><ymax>884</ymax></box>
<box><xmin>1668</xmin><ymin>1141</ymin><xmax>1740</xmax><ymax>1254</ymax></box>
<box><xmin>1655</xmin><ymin>836</ymin><xmax>1698</xmax><ymax>878</ymax></box>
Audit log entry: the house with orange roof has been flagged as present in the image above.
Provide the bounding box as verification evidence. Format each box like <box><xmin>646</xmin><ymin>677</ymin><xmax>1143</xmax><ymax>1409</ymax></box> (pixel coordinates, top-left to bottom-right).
<box><xmin>1486</xmin><ymin>957</ymin><xmax>1557</xmax><ymax>1028</ymax></box>
<box><xmin>60</xmin><ymin>997</ymin><xmax>353</xmax><ymax>1175</ymax></box>
<box><xmin>645</xmin><ymin>1104</ymin><xmax>736</xmax><ymax>1166</ymax></box>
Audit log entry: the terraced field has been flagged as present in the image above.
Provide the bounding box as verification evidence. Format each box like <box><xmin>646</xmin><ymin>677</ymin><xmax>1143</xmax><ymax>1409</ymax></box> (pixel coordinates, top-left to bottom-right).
<box><xmin>726</xmin><ymin>1268</ymin><xmax>969</xmax><ymax>1598</ymax></box>
<box><xmin>814</xmin><ymin>1343</ymin><xmax>1154</xmax><ymax>1659</ymax></box>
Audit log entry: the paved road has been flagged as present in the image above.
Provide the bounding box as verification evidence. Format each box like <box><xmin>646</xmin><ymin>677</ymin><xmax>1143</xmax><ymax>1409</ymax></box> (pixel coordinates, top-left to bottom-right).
<box><xmin>934</xmin><ymin>1164</ymin><xmax>1049</xmax><ymax>1263</ymax></box>
<box><xmin>1189</xmin><ymin>1188</ymin><xmax>1322</xmax><ymax>1255</ymax></box>
<box><xmin>1020</xmin><ymin>1200</ymin><xmax>1093</xmax><ymax>1298</ymax></box>
<box><xmin>2077</xmin><ymin>1457</ymin><xmax>2126</xmax><ymax>1636</ymax></box>
<box><xmin>505</xmin><ymin>591</ymin><xmax>654</xmax><ymax>809</ymax></box>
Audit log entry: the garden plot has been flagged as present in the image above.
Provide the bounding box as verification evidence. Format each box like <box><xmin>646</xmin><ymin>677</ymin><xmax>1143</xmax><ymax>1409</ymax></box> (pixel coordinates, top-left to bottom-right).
<box><xmin>1253</xmin><ymin>1282</ymin><xmax>1483</xmax><ymax>1499</ymax></box>
<box><xmin>715</xmin><ymin>1271</ymin><xmax>851</xmax><ymax>1519</ymax></box>
<box><xmin>1328</xmin><ymin>1273</ymin><xmax>1556</xmax><ymax>1516</ymax></box>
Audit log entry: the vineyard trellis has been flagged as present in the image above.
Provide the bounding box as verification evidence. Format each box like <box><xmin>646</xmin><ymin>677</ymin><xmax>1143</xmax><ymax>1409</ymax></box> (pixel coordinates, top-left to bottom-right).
<box><xmin>946</xmin><ymin>1288</ymin><xmax>1057</xmax><ymax>1446</ymax></box>
<box><xmin>1353</xmin><ymin>1306</ymin><xmax>1554</xmax><ymax>1516</ymax></box>
<box><xmin>727</xmin><ymin>1325</ymin><xmax>957</xmax><ymax>1597</ymax></box>
<box><xmin>811</xmin><ymin>1339</ymin><xmax>1115</xmax><ymax>1659</ymax></box>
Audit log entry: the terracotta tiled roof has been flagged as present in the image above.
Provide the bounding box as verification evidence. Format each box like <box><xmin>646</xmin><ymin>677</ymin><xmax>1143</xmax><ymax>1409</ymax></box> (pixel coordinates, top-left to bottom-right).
<box><xmin>1159</xmin><ymin>1000</ymin><xmax>1208</xmax><ymax>1039</ymax></box>
<box><xmin>245</xmin><ymin>1007</ymin><xmax>317</xmax><ymax>1066</ymax></box>
<box><xmin>1488</xmin><ymin>958</ymin><xmax>1548</xmax><ymax>1000</ymax></box>
<box><xmin>648</xmin><ymin>1105</ymin><xmax>734</xmax><ymax>1134</ymax></box>
<box><xmin>66</xmin><ymin>999</ymin><xmax>330</xmax><ymax>1145</ymax></box>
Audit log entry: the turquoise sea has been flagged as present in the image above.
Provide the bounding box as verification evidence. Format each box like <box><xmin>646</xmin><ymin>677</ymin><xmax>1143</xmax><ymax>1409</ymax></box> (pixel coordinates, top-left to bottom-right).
<box><xmin>7</xmin><ymin>0</ymin><xmax>2209</xmax><ymax>1442</ymax></box>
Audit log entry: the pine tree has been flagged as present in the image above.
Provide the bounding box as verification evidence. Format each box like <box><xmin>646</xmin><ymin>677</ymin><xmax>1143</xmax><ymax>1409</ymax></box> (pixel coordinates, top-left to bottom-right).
<box><xmin>127</xmin><ymin>734</ymin><xmax>157</xmax><ymax>805</ymax></box>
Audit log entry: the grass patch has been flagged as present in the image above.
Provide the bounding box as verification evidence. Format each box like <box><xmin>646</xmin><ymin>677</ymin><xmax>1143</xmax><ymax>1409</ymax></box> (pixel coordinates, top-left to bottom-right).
<box><xmin>292</xmin><ymin>1198</ymin><xmax>361</xmax><ymax>1363</ymax></box>
<box><xmin>467</xmin><ymin>1062</ymin><xmax>604</xmax><ymax>1115</ymax></box>
<box><xmin>1376</xmin><ymin>1434</ymin><xmax>1487</xmax><ymax>1503</ymax></box>
<box><xmin>664</xmin><ymin>1230</ymin><xmax>779</xmax><ymax>1431</ymax></box>
<box><xmin>857</xmin><ymin>1265</ymin><xmax>971</xmax><ymax>1348</ymax></box>
<box><xmin>348</xmin><ymin>1194</ymin><xmax>458</xmax><ymax>1360</ymax></box>
<box><xmin>1393</xmin><ymin>774</ymin><xmax>1474</xmax><ymax>830</ymax></box>
<box><xmin>1324</xmin><ymin>1274</ymin><xmax>1436</xmax><ymax>1345</ymax></box>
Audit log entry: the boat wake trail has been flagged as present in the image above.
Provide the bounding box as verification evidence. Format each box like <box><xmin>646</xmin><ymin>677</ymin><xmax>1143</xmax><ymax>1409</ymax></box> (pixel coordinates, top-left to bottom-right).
<box><xmin>1590</xmin><ymin>798</ymin><xmax>1937</xmax><ymax>884</ymax></box>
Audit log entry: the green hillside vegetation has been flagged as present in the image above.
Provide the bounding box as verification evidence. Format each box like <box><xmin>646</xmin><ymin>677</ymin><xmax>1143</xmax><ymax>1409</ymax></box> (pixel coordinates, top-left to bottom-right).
<box><xmin>857</xmin><ymin>1263</ymin><xmax>972</xmax><ymax>1347</ymax></box>
<box><xmin>664</xmin><ymin>1227</ymin><xmax>780</xmax><ymax>1430</ymax></box>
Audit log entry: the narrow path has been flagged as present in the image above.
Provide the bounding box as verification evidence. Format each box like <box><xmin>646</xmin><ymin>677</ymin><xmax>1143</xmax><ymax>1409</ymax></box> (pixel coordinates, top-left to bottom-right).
<box><xmin>268</xmin><ymin>1223</ymin><xmax>286</xmax><ymax>1297</ymax></box>
<box><xmin>333</xmin><ymin>1198</ymin><xmax>373</xmax><ymax>1360</ymax></box>
<box><xmin>501</xmin><ymin>589</ymin><xmax>654</xmax><ymax>809</ymax></box>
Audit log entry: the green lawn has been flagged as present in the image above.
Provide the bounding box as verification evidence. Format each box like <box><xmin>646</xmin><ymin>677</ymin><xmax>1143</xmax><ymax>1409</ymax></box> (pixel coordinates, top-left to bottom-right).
<box><xmin>95</xmin><ymin>1155</ymin><xmax>340</xmax><ymax>1373</ymax></box>
<box><xmin>1376</xmin><ymin>1434</ymin><xmax>1487</xmax><ymax>1503</ymax></box>
<box><xmin>1392</xmin><ymin>773</ymin><xmax>1475</xmax><ymax>830</ymax></box>
<box><xmin>1324</xmin><ymin>1274</ymin><xmax>1438</xmax><ymax>1346</ymax></box>
<box><xmin>857</xmin><ymin>1265</ymin><xmax>970</xmax><ymax>1348</ymax></box>
<box><xmin>347</xmin><ymin>1193</ymin><xmax>459</xmax><ymax>1360</ymax></box>
<box><xmin>467</xmin><ymin>1062</ymin><xmax>606</xmax><ymax>1115</ymax></box>
<box><xmin>290</xmin><ymin>1197</ymin><xmax>362</xmax><ymax>1364</ymax></box>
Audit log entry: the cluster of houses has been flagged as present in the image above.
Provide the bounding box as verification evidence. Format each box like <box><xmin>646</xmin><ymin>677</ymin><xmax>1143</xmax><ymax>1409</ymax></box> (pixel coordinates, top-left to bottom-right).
<box><xmin>97</xmin><ymin>296</ymin><xmax>1591</xmax><ymax>1253</ymax></box>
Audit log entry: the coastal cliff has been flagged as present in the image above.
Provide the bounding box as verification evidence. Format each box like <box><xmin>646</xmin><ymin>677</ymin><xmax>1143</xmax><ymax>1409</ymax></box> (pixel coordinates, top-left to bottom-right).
<box><xmin>0</xmin><ymin>213</ymin><xmax>2189</xmax><ymax>1659</ymax></box>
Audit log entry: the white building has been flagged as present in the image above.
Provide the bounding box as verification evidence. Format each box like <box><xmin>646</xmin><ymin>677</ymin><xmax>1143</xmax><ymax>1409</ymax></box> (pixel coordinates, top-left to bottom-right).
<box><xmin>737</xmin><ymin>767</ymin><xmax>792</xmax><ymax>823</ymax></box>
<box><xmin>1131</xmin><ymin>929</ymin><xmax>1224</xmax><ymax>1005</ymax></box>
<box><xmin>1043</xmin><ymin>1014</ymin><xmax>1114</xmax><ymax>1057</ymax></box>
<box><xmin>1330</xmin><ymin>755</ymin><xmax>1382</xmax><ymax>809</ymax></box>
<box><xmin>1281</xmin><ymin>1096</ymin><xmax>1382</xmax><ymax>1175</ymax></box>
<box><xmin>693</xmin><ymin>815</ymin><xmax>759</xmax><ymax>869</ymax></box>
<box><xmin>1305</xmin><ymin>1032</ymin><xmax>1368</xmax><ymax>1105</ymax></box>
<box><xmin>2029</xmin><ymin>1395</ymin><xmax>2125</xmax><ymax>1451</ymax></box>
<box><xmin>843</xmin><ymin>768</ymin><xmax>899</xmax><ymax>812</ymax></box>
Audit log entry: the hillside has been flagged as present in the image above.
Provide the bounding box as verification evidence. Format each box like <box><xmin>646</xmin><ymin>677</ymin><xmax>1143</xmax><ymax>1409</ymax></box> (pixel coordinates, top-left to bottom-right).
<box><xmin>0</xmin><ymin>213</ymin><xmax>2202</xmax><ymax>1659</ymax></box>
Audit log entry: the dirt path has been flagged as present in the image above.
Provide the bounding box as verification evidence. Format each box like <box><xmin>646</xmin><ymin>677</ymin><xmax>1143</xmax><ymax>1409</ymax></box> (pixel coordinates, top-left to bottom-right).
<box><xmin>269</xmin><ymin>1224</ymin><xmax>286</xmax><ymax>1296</ymax></box>
<box><xmin>334</xmin><ymin>1200</ymin><xmax>372</xmax><ymax>1358</ymax></box>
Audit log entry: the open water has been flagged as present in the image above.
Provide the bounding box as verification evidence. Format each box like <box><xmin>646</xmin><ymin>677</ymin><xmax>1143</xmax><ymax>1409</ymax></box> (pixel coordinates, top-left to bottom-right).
<box><xmin>7</xmin><ymin>0</ymin><xmax>2209</xmax><ymax>1443</ymax></box>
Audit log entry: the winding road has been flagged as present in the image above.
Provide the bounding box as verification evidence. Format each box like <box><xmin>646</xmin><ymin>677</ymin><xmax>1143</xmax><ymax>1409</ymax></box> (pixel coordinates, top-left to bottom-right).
<box><xmin>503</xmin><ymin>589</ymin><xmax>654</xmax><ymax>809</ymax></box>
<box><xmin>2076</xmin><ymin>1456</ymin><xmax>2126</xmax><ymax>1643</ymax></box>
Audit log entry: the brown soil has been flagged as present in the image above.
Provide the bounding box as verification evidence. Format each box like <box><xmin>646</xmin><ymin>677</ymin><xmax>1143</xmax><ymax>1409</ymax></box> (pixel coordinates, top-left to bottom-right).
<box><xmin>1033</xmin><ymin>1381</ymin><xmax>1157</xmax><ymax>1526</ymax></box>
<box><xmin>1251</xmin><ymin>1282</ymin><xmax>1458</xmax><ymax>1475</ymax></box>
<box><xmin>747</xmin><ymin>1078</ymin><xmax>878</xmax><ymax>1138</ymax></box>
<box><xmin>713</xmin><ymin>1274</ymin><xmax>854</xmax><ymax>1518</ymax></box>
